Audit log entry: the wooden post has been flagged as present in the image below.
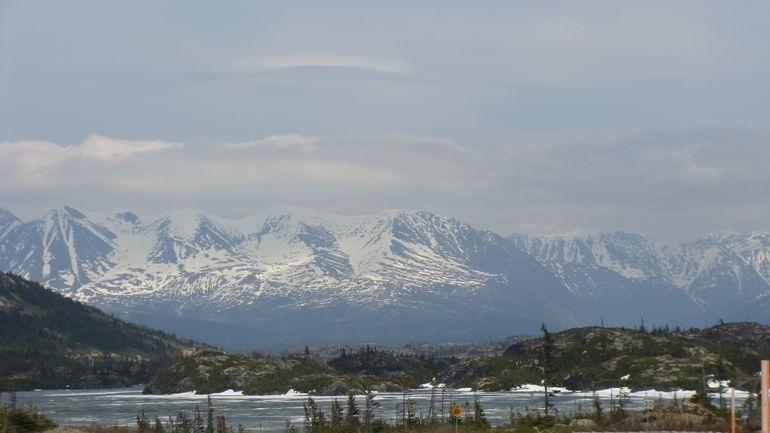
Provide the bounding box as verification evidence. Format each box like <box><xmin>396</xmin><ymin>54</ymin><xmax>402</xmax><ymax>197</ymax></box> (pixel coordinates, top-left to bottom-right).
<box><xmin>760</xmin><ymin>361</ymin><xmax>770</xmax><ymax>433</ymax></box>
<box><xmin>731</xmin><ymin>387</ymin><xmax>736</xmax><ymax>433</ymax></box>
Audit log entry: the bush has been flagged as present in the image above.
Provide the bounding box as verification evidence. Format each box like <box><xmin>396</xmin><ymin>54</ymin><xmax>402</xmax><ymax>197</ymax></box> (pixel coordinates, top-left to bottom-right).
<box><xmin>1</xmin><ymin>406</ymin><xmax>57</xmax><ymax>433</ymax></box>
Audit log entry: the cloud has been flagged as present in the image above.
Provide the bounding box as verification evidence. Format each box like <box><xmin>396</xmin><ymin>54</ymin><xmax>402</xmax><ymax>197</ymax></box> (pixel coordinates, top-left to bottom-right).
<box><xmin>0</xmin><ymin>134</ymin><xmax>182</xmax><ymax>171</ymax></box>
<box><xmin>231</xmin><ymin>54</ymin><xmax>410</xmax><ymax>75</ymax></box>
<box><xmin>225</xmin><ymin>134</ymin><xmax>320</xmax><ymax>152</ymax></box>
<box><xmin>2</xmin><ymin>129</ymin><xmax>770</xmax><ymax>242</ymax></box>
<box><xmin>374</xmin><ymin>133</ymin><xmax>467</xmax><ymax>153</ymax></box>
<box><xmin>77</xmin><ymin>134</ymin><xmax>182</xmax><ymax>160</ymax></box>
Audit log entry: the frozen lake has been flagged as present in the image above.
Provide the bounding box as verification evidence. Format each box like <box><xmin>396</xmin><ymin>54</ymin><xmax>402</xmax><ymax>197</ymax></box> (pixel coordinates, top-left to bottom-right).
<box><xmin>6</xmin><ymin>386</ymin><xmax>746</xmax><ymax>432</ymax></box>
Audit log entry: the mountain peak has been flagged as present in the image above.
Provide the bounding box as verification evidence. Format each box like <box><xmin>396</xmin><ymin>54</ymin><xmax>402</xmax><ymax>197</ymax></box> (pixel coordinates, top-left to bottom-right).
<box><xmin>0</xmin><ymin>207</ymin><xmax>21</xmax><ymax>237</ymax></box>
<box><xmin>0</xmin><ymin>206</ymin><xmax>21</xmax><ymax>223</ymax></box>
<box><xmin>0</xmin><ymin>206</ymin><xmax>19</xmax><ymax>217</ymax></box>
<box><xmin>45</xmin><ymin>205</ymin><xmax>88</xmax><ymax>221</ymax></box>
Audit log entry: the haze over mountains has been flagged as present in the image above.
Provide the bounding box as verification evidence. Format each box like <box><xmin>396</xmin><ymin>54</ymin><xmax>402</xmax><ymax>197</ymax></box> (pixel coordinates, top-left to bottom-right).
<box><xmin>1</xmin><ymin>205</ymin><xmax>768</xmax><ymax>349</ymax></box>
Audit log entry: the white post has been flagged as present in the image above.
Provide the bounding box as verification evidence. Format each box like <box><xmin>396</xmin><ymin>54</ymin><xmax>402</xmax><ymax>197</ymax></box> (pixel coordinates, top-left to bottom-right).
<box><xmin>762</xmin><ymin>360</ymin><xmax>769</xmax><ymax>433</ymax></box>
<box><xmin>731</xmin><ymin>387</ymin><xmax>736</xmax><ymax>433</ymax></box>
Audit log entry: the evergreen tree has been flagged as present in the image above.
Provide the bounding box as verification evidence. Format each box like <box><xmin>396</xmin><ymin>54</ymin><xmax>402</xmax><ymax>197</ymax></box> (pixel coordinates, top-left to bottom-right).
<box><xmin>283</xmin><ymin>419</ymin><xmax>296</xmax><ymax>433</ymax></box>
<box><xmin>303</xmin><ymin>396</ymin><xmax>325</xmax><ymax>433</ymax></box>
<box><xmin>137</xmin><ymin>409</ymin><xmax>151</xmax><ymax>433</ymax></box>
<box><xmin>592</xmin><ymin>392</ymin><xmax>604</xmax><ymax>422</ymax></box>
<box><xmin>205</xmin><ymin>396</ymin><xmax>215</xmax><ymax>433</ymax></box>
<box><xmin>330</xmin><ymin>398</ymin><xmax>344</xmax><ymax>428</ymax></box>
<box><xmin>471</xmin><ymin>394</ymin><xmax>489</xmax><ymax>428</ymax></box>
<box><xmin>344</xmin><ymin>392</ymin><xmax>359</xmax><ymax>427</ymax></box>
<box><xmin>406</xmin><ymin>396</ymin><xmax>416</xmax><ymax>429</ymax></box>
<box><xmin>715</xmin><ymin>355</ymin><xmax>727</xmax><ymax>411</ymax></box>
<box><xmin>193</xmin><ymin>405</ymin><xmax>204</xmax><ymax>433</ymax></box>
<box><xmin>177</xmin><ymin>412</ymin><xmax>192</xmax><ymax>433</ymax></box>
<box><xmin>363</xmin><ymin>389</ymin><xmax>379</xmax><ymax>433</ymax></box>
<box><xmin>215</xmin><ymin>415</ymin><xmax>227</xmax><ymax>433</ymax></box>
<box><xmin>167</xmin><ymin>416</ymin><xmax>176</xmax><ymax>433</ymax></box>
<box><xmin>540</xmin><ymin>323</ymin><xmax>555</xmax><ymax>416</ymax></box>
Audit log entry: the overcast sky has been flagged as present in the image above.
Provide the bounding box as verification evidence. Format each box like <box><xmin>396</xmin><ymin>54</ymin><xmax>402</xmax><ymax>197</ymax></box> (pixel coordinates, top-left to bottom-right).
<box><xmin>2</xmin><ymin>1</ymin><xmax>770</xmax><ymax>242</ymax></box>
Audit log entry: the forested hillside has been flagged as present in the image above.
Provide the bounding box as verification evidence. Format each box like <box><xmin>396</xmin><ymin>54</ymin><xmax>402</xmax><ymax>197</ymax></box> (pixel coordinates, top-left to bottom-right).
<box><xmin>146</xmin><ymin>323</ymin><xmax>770</xmax><ymax>394</ymax></box>
<box><xmin>0</xmin><ymin>272</ymin><xmax>199</xmax><ymax>390</ymax></box>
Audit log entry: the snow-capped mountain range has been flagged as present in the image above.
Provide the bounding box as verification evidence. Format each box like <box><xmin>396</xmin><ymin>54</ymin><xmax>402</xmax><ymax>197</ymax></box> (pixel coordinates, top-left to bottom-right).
<box><xmin>1</xmin><ymin>205</ymin><xmax>768</xmax><ymax>348</ymax></box>
<box><xmin>511</xmin><ymin>230</ymin><xmax>770</xmax><ymax>325</ymax></box>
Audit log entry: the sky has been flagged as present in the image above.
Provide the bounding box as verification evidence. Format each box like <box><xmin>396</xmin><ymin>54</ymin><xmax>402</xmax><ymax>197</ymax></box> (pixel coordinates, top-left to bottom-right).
<box><xmin>2</xmin><ymin>1</ymin><xmax>770</xmax><ymax>242</ymax></box>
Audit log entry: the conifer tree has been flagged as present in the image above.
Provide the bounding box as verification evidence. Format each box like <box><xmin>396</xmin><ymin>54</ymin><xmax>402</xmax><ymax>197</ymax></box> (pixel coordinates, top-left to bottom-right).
<box><xmin>592</xmin><ymin>392</ymin><xmax>603</xmax><ymax>422</ymax></box>
<box><xmin>303</xmin><ymin>396</ymin><xmax>325</xmax><ymax>433</ymax></box>
<box><xmin>330</xmin><ymin>398</ymin><xmax>344</xmax><ymax>427</ymax></box>
<box><xmin>363</xmin><ymin>389</ymin><xmax>379</xmax><ymax>433</ymax></box>
<box><xmin>345</xmin><ymin>392</ymin><xmax>360</xmax><ymax>427</ymax></box>
<box><xmin>137</xmin><ymin>409</ymin><xmax>151</xmax><ymax>433</ymax></box>
<box><xmin>205</xmin><ymin>396</ymin><xmax>215</xmax><ymax>433</ymax></box>
<box><xmin>472</xmin><ymin>394</ymin><xmax>489</xmax><ymax>428</ymax></box>
<box><xmin>284</xmin><ymin>419</ymin><xmax>296</xmax><ymax>433</ymax></box>
<box><xmin>193</xmin><ymin>405</ymin><xmax>204</xmax><ymax>433</ymax></box>
<box><xmin>177</xmin><ymin>412</ymin><xmax>192</xmax><ymax>433</ymax></box>
<box><xmin>215</xmin><ymin>415</ymin><xmax>227</xmax><ymax>433</ymax></box>
<box><xmin>540</xmin><ymin>323</ymin><xmax>555</xmax><ymax>416</ymax></box>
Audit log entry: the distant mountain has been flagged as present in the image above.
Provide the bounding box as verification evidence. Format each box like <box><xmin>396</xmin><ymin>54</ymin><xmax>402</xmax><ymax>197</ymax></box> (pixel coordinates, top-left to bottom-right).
<box><xmin>0</xmin><ymin>206</ymin><xmax>582</xmax><ymax>347</ymax></box>
<box><xmin>660</xmin><ymin>236</ymin><xmax>769</xmax><ymax>318</ymax></box>
<box><xmin>0</xmin><ymin>206</ymin><xmax>116</xmax><ymax>291</ymax></box>
<box><xmin>512</xmin><ymin>230</ymin><xmax>770</xmax><ymax>326</ymax></box>
<box><xmin>510</xmin><ymin>231</ymin><xmax>703</xmax><ymax>326</ymax></box>
<box><xmin>0</xmin><ymin>271</ymin><xmax>198</xmax><ymax>390</ymax></box>
<box><xmin>0</xmin><ymin>205</ymin><xmax>769</xmax><ymax>348</ymax></box>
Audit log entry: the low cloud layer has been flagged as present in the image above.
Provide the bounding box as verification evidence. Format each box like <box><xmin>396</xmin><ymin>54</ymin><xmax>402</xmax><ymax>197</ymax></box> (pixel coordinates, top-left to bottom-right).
<box><xmin>232</xmin><ymin>55</ymin><xmax>410</xmax><ymax>75</ymax></box>
<box><xmin>2</xmin><ymin>2</ymin><xmax>769</xmax><ymax>241</ymax></box>
<box><xmin>2</xmin><ymin>129</ymin><xmax>768</xmax><ymax>242</ymax></box>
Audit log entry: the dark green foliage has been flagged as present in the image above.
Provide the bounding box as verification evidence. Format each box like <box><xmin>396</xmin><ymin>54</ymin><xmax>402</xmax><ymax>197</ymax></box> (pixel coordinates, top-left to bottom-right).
<box><xmin>363</xmin><ymin>389</ymin><xmax>378</xmax><ymax>433</ymax></box>
<box><xmin>137</xmin><ymin>409</ymin><xmax>151</xmax><ymax>433</ymax></box>
<box><xmin>147</xmin><ymin>321</ymin><xmax>770</xmax><ymax>395</ymax></box>
<box><xmin>468</xmin><ymin>394</ymin><xmax>489</xmax><ymax>428</ymax></box>
<box><xmin>486</xmin><ymin>322</ymin><xmax>770</xmax><ymax>391</ymax></box>
<box><xmin>177</xmin><ymin>412</ymin><xmax>192</xmax><ymax>433</ymax></box>
<box><xmin>193</xmin><ymin>405</ymin><xmax>204</xmax><ymax>433</ymax></box>
<box><xmin>330</xmin><ymin>398</ymin><xmax>343</xmax><ymax>427</ymax></box>
<box><xmin>540</xmin><ymin>324</ymin><xmax>555</xmax><ymax>415</ymax></box>
<box><xmin>328</xmin><ymin>346</ymin><xmax>450</xmax><ymax>388</ymax></box>
<box><xmin>0</xmin><ymin>272</ymin><xmax>199</xmax><ymax>390</ymax></box>
<box><xmin>591</xmin><ymin>392</ymin><xmax>603</xmax><ymax>422</ymax></box>
<box><xmin>146</xmin><ymin>349</ymin><xmax>343</xmax><ymax>395</ymax></box>
<box><xmin>205</xmin><ymin>396</ymin><xmax>214</xmax><ymax>433</ymax></box>
<box><xmin>344</xmin><ymin>392</ymin><xmax>359</xmax><ymax>427</ymax></box>
<box><xmin>128</xmin><ymin>389</ymin><xmax>742</xmax><ymax>433</ymax></box>
<box><xmin>0</xmin><ymin>404</ymin><xmax>56</xmax><ymax>433</ymax></box>
<box><xmin>214</xmin><ymin>415</ymin><xmax>226</xmax><ymax>433</ymax></box>
<box><xmin>303</xmin><ymin>397</ymin><xmax>325</xmax><ymax>433</ymax></box>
